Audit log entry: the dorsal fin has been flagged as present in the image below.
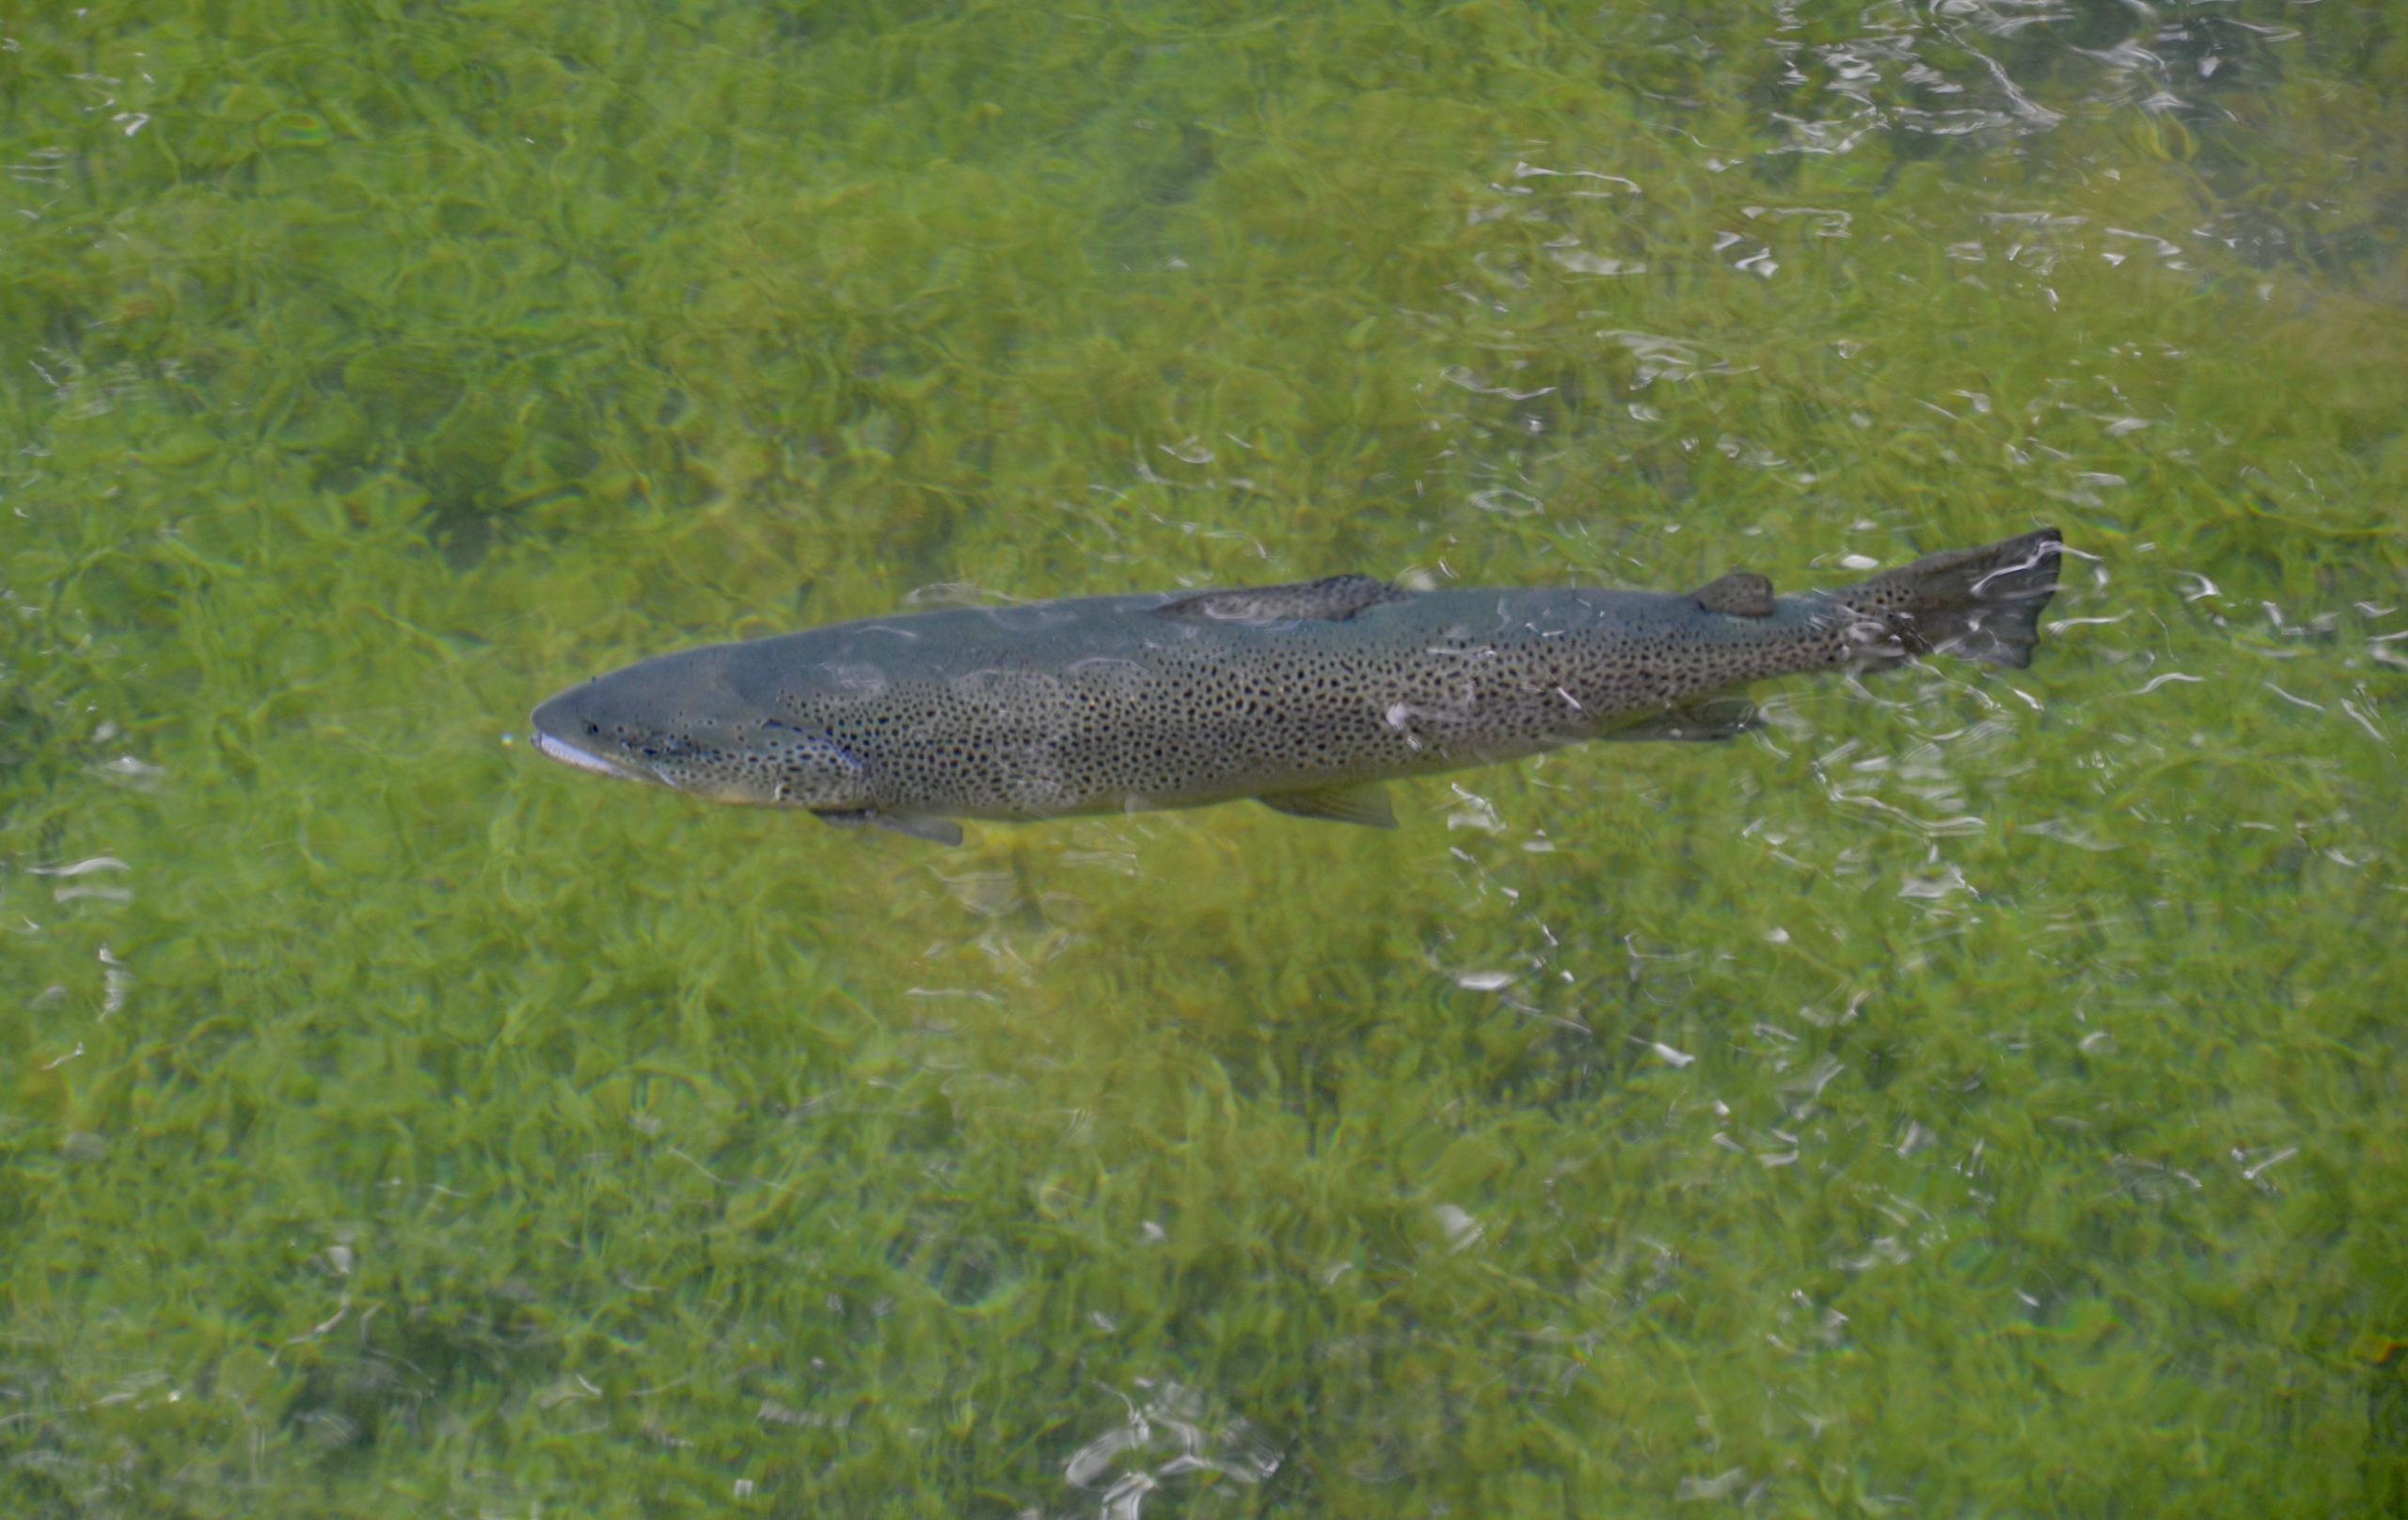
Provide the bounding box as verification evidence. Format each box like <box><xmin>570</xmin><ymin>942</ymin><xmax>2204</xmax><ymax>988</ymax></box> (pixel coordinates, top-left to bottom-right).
<box><xmin>1153</xmin><ymin>575</ymin><xmax>1411</xmax><ymax>625</ymax></box>
<box><xmin>1693</xmin><ymin>570</ymin><xmax>1775</xmax><ymax>618</ymax></box>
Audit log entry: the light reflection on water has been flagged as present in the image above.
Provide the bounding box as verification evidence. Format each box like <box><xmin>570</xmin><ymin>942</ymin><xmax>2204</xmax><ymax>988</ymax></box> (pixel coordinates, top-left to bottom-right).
<box><xmin>1059</xmin><ymin>1379</ymin><xmax>1282</xmax><ymax>1519</ymax></box>
<box><xmin>4</xmin><ymin>0</ymin><xmax>2402</xmax><ymax>1514</ymax></box>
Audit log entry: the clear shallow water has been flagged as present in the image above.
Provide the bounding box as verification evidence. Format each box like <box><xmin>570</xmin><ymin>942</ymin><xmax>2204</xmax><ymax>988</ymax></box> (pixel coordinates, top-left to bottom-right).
<box><xmin>3</xmin><ymin>2</ymin><xmax>2402</xmax><ymax>1515</ymax></box>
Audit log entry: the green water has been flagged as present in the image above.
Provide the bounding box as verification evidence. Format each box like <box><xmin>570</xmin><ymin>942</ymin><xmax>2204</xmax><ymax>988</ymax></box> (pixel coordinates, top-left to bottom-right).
<box><xmin>5</xmin><ymin>2</ymin><xmax>2404</xmax><ymax>1514</ymax></box>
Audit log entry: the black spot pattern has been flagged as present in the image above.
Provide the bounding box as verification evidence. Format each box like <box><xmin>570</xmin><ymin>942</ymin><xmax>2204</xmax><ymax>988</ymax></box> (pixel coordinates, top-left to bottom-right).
<box><xmin>747</xmin><ymin>588</ymin><xmax>1871</xmax><ymax>821</ymax></box>
<box><xmin>531</xmin><ymin>531</ymin><xmax>2061</xmax><ymax>824</ymax></box>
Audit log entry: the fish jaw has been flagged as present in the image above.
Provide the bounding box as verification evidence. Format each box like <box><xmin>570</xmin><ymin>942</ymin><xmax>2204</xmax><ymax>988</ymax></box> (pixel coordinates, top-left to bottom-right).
<box><xmin>531</xmin><ymin>725</ymin><xmax>650</xmax><ymax>784</ymax></box>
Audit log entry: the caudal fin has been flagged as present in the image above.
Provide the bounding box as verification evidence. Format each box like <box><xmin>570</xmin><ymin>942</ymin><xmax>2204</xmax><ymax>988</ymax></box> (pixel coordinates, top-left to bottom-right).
<box><xmin>1837</xmin><ymin>529</ymin><xmax>2064</xmax><ymax>670</ymax></box>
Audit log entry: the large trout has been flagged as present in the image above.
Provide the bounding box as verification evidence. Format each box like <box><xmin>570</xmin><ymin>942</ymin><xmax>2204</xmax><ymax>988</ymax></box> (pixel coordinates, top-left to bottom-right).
<box><xmin>530</xmin><ymin>529</ymin><xmax>2062</xmax><ymax>845</ymax></box>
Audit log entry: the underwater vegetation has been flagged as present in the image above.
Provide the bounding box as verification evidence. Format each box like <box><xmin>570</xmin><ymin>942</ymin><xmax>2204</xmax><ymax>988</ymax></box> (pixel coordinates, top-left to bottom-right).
<box><xmin>3</xmin><ymin>1</ymin><xmax>2404</xmax><ymax>1515</ymax></box>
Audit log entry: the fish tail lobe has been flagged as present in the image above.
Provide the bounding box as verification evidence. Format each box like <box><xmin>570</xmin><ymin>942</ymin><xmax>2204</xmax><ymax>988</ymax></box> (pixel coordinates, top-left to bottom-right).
<box><xmin>1838</xmin><ymin>529</ymin><xmax>2064</xmax><ymax>670</ymax></box>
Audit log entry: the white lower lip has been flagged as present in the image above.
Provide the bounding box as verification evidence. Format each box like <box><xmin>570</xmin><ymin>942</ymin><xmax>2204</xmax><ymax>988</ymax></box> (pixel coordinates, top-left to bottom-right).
<box><xmin>533</xmin><ymin>729</ymin><xmax>643</xmax><ymax>781</ymax></box>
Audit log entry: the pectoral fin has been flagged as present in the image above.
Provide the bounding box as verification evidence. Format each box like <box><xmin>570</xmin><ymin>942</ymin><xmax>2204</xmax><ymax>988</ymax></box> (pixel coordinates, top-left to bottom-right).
<box><xmin>1603</xmin><ymin>696</ymin><xmax>1760</xmax><ymax>742</ymax></box>
<box><xmin>817</xmin><ymin>809</ymin><xmax>965</xmax><ymax>847</ymax></box>
<box><xmin>1257</xmin><ymin>782</ymin><xmax>1398</xmax><ymax>829</ymax></box>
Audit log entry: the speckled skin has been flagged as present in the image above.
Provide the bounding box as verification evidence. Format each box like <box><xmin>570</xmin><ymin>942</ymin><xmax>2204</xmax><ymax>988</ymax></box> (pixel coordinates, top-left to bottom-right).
<box><xmin>531</xmin><ymin>530</ymin><xmax>2061</xmax><ymax>833</ymax></box>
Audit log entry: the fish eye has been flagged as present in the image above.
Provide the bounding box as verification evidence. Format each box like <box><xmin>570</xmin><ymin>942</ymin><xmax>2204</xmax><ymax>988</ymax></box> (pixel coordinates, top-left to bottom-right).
<box><xmin>584</xmin><ymin>722</ymin><xmax>601</xmax><ymax>736</ymax></box>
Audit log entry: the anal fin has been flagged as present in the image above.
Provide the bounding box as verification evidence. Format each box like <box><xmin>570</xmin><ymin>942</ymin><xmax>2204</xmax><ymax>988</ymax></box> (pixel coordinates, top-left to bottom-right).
<box><xmin>1603</xmin><ymin>696</ymin><xmax>1760</xmax><ymax>743</ymax></box>
<box><xmin>818</xmin><ymin>809</ymin><xmax>965</xmax><ymax>847</ymax></box>
<box><xmin>1257</xmin><ymin>782</ymin><xmax>1398</xmax><ymax>829</ymax></box>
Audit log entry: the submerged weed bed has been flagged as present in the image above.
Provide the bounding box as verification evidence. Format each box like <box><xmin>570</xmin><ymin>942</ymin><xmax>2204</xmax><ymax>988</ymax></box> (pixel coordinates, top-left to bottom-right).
<box><xmin>4</xmin><ymin>2</ymin><xmax>2404</xmax><ymax>1514</ymax></box>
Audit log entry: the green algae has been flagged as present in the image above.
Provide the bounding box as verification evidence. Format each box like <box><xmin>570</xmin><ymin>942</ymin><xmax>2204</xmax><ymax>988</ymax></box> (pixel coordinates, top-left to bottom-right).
<box><xmin>3</xmin><ymin>1</ymin><xmax>2405</xmax><ymax>1514</ymax></box>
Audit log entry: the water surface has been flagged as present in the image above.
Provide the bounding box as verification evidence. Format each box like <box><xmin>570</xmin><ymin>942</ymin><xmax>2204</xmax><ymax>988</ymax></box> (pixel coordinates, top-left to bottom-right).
<box><xmin>4</xmin><ymin>2</ymin><xmax>2403</xmax><ymax>1514</ymax></box>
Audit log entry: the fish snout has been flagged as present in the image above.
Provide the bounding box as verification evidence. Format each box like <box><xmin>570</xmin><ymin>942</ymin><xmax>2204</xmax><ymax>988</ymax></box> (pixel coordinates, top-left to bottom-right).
<box><xmin>530</xmin><ymin>667</ymin><xmax>872</xmax><ymax>813</ymax></box>
<box><xmin>529</xmin><ymin>686</ymin><xmax>649</xmax><ymax>783</ymax></box>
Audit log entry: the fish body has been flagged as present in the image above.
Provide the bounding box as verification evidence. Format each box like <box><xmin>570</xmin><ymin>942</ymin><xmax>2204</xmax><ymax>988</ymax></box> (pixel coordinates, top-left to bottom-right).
<box><xmin>531</xmin><ymin>530</ymin><xmax>2062</xmax><ymax>844</ymax></box>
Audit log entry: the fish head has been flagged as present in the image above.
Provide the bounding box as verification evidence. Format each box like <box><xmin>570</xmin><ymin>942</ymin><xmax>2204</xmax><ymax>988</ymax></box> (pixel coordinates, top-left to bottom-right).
<box><xmin>529</xmin><ymin>648</ymin><xmax>871</xmax><ymax>812</ymax></box>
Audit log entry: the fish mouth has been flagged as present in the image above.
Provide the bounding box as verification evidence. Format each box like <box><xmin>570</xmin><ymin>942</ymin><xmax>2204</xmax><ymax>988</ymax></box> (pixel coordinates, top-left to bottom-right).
<box><xmin>531</xmin><ymin>727</ymin><xmax>647</xmax><ymax>783</ymax></box>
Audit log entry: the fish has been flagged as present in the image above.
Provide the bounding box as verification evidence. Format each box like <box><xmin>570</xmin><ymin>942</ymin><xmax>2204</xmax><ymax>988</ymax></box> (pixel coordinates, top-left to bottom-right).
<box><xmin>529</xmin><ymin>529</ymin><xmax>2063</xmax><ymax>846</ymax></box>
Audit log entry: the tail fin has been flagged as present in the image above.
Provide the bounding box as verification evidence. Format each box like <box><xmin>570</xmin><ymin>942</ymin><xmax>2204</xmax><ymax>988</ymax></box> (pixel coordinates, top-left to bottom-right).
<box><xmin>1836</xmin><ymin>529</ymin><xmax>2064</xmax><ymax>670</ymax></box>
